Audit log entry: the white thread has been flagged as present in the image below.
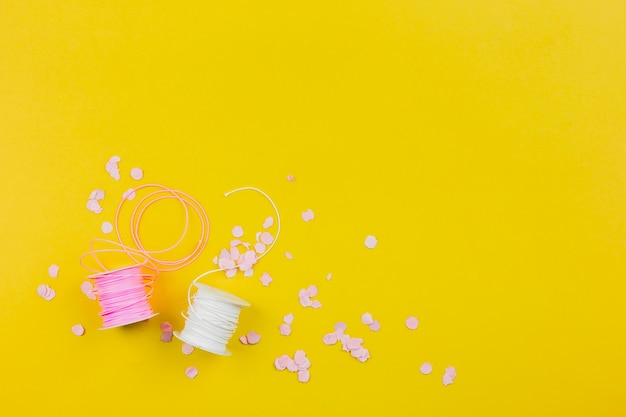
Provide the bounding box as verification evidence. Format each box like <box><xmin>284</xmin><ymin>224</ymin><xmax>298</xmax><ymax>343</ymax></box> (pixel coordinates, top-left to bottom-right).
<box><xmin>174</xmin><ymin>186</ymin><xmax>281</xmax><ymax>354</ymax></box>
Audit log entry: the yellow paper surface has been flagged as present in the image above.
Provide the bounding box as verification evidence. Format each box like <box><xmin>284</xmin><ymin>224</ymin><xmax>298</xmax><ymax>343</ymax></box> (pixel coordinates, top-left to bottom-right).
<box><xmin>1</xmin><ymin>1</ymin><xmax>626</xmax><ymax>416</ymax></box>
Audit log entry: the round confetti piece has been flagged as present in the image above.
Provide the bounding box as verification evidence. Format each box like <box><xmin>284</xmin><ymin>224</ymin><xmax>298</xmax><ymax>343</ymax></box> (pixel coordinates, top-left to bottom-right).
<box><xmin>301</xmin><ymin>209</ymin><xmax>315</xmax><ymax>222</ymax></box>
<box><xmin>364</xmin><ymin>235</ymin><xmax>378</xmax><ymax>249</ymax></box>
<box><xmin>254</xmin><ymin>242</ymin><xmax>266</xmax><ymax>254</ymax></box>
<box><xmin>306</xmin><ymin>285</ymin><xmax>318</xmax><ymax>297</ymax></box>
<box><xmin>260</xmin><ymin>232</ymin><xmax>274</xmax><ymax>245</ymax></box>
<box><xmin>185</xmin><ymin>367</ymin><xmax>199</xmax><ymax>379</ymax></box>
<box><xmin>311</xmin><ymin>300</ymin><xmax>322</xmax><ymax>309</ymax></box>
<box><xmin>294</xmin><ymin>350</ymin><xmax>306</xmax><ymax>364</ymax></box>
<box><xmin>285</xmin><ymin>251</ymin><xmax>293</xmax><ymax>259</ymax></box>
<box><xmin>297</xmin><ymin>369</ymin><xmax>310</xmax><ymax>383</ymax></box>
<box><xmin>286</xmin><ymin>175</ymin><xmax>295</xmax><ymax>182</ymax></box>
<box><xmin>182</xmin><ymin>343</ymin><xmax>195</xmax><ymax>355</ymax></box>
<box><xmin>322</xmin><ymin>333</ymin><xmax>338</xmax><ymax>345</ymax></box>
<box><xmin>326</xmin><ymin>273</ymin><xmax>332</xmax><ymax>280</ymax></box>
<box><xmin>246</xmin><ymin>331</ymin><xmax>261</xmax><ymax>345</ymax></box>
<box><xmin>239</xmin><ymin>336</ymin><xmax>248</xmax><ymax>344</ymax></box>
<box><xmin>286</xmin><ymin>360</ymin><xmax>298</xmax><ymax>373</ymax></box>
<box><xmin>71</xmin><ymin>324</ymin><xmax>85</xmax><ymax>336</ymax></box>
<box><xmin>442</xmin><ymin>374</ymin><xmax>454</xmax><ymax>386</ymax></box>
<box><xmin>130</xmin><ymin>167</ymin><xmax>144</xmax><ymax>180</ymax></box>
<box><xmin>334</xmin><ymin>322</ymin><xmax>347</xmax><ymax>332</ymax></box>
<box><xmin>279</xmin><ymin>323</ymin><xmax>292</xmax><ymax>336</ymax></box>
<box><xmin>160</xmin><ymin>322</ymin><xmax>173</xmax><ymax>332</ymax></box>
<box><xmin>80</xmin><ymin>281</ymin><xmax>93</xmax><ymax>294</ymax></box>
<box><xmin>263</xmin><ymin>216</ymin><xmax>274</xmax><ymax>229</ymax></box>
<box><xmin>260</xmin><ymin>272</ymin><xmax>273</xmax><ymax>286</ymax></box>
<box><xmin>101</xmin><ymin>221</ymin><xmax>113</xmax><ymax>234</ymax></box>
<box><xmin>232</xmin><ymin>225</ymin><xmax>244</xmax><ymax>238</ymax></box>
<box><xmin>420</xmin><ymin>362</ymin><xmax>433</xmax><ymax>375</ymax></box>
<box><xmin>48</xmin><ymin>264</ymin><xmax>59</xmax><ymax>278</ymax></box>
<box><xmin>361</xmin><ymin>312</ymin><xmax>374</xmax><ymax>325</ymax></box>
<box><xmin>405</xmin><ymin>316</ymin><xmax>419</xmax><ymax>330</ymax></box>
<box><xmin>161</xmin><ymin>332</ymin><xmax>173</xmax><ymax>342</ymax></box>
<box><xmin>283</xmin><ymin>313</ymin><xmax>294</xmax><ymax>325</ymax></box>
<box><xmin>445</xmin><ymin>367</ymin><xmax>457</xmax><ymax>378</ymax></box>
<box><xmin>369</xmin><ymin>320</ymin><xmax>381</xmax><ymax>332</ymax></box>
<box><xmin>122</xmin><ymin>188</ymin><xmax>136</xmax><ymax>201</ymax></box>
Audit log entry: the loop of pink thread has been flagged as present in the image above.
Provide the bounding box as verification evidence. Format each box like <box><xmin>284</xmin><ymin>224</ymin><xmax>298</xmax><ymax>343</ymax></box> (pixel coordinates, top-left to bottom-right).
<box><xmin>80</xmin><ymin>184</ymin><xmax>210</xmax><ymax>329</ymax></box>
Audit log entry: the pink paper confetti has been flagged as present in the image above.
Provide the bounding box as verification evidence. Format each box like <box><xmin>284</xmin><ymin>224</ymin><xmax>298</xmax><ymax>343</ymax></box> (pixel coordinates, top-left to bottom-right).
<box><xmin>106</xmin><ymin>156</ymin><xmax>121</xmax><ymax>181</ymax></box>
<box><xmin>274</xmin><ymin>354</ymin><xmax>290</xmax><ymax>371</ymax></box>
<box><xmin>101</xmin><ymin>221</ymin><xmax>113</xmax><ymax>234</ymax></box>
<box><xmin>48</xmin><ymin>264</ymin><xmax>59</xmax><ymax>278</ymax></box>
<box><xmin>185</xmin><ymin>366</ymin><xmax>199</xmax><ymax>379</ymax></box>
<box><xmin>445</xmin><ymin>367</ymin><xmax>457</xmax><ymax>378</ymax></box>
<box><xmin>322</xmin><ymin>333</ymin><xmax>338</xmax><ymax>345</ymax></box>
<box><xmin>225</xmin><ymin>269</ymin><xmax>237</xmax><ymax>278</ymax></box>
<box><xmin>244</xmin><ymin>268</ymin><xmax>254</xmax><ymax>277</ymax></box>
<box><xmin>286</xmin><ymin>360</ymin><xmax>298</xmax><ymax>373</ymax></box>
<box><xmin>306</xmin><ymin>285</ymin><xmax>318</xmax><ymax>297</ymax></box>
<box><xmin>364</xmin><ymin>235</ymin><xmax>378</xmax><ymax>249</ymax></box>
<box><xmin>239</xmin><ymin>336</ymin><xmax>249</xmax><ymax>344</ymax></box>
<box><xmin>130</xmin><ymin>167</ymin><xmax>143</xmax><ymax>181</ymax></box>
<box><xmin>89</xmin><ymin>189</ymin><xmax>105</xmax><ymax>200</ymax></box>
<box><xmin>260</xmin><ymin>232</ymin><xmax>274</xmax><ymax>245</ymax></box>
<box><xmin>334</xmin><ymin>322</ymin><xmax>347</xmax><ymax>333</ymax></box>
<box><xmin>254</xmin><ymin>242</ymin><xmax>266</xmax><ymax>254</ymax></box>
<box><xmin>442</xmin><ymin>374</ymin><xmax>454</xmax><ymax>386</ymax></box>
<box><xmin>232</xmin><ymin>225</ymin><xmax>244</xmax><ymax>238</ymax></box>
<box><xmin>311</xmin><ymin>300</ymin><xmax>322</xmax><ymax>309</ymax></box>
<box><xmin>160</xmin><ymin>322</ymin><xmax>173</xmax><ymax>332</ymax></box>
<box><xmin>294</xmin><ymin>350</ymin><xmax>306</xmax><ymax>364</ymax></box>
<box><xmin>326</xmin><ymin>273</ymin><xmax>332</xmax><ymax>280</ymax></box>
<box><xmin>420</xmin><ymin>362</ymin><xmax>433</xmax><ymax>375</ymax></box>
<box><xmin>297</xmin><ymin>370</ymin><xmax>310</xmax><ymax>383</ymax></box>
<box><xmin>361</xmin><ymin>312</ymin><xmax>374</xmax><ymax>326</ymax></box>
<box><xmin>301</xmin><ymin>209</ymin><xmax>315</xmax><ymax>222</ymax></box>
<box><xmin>37</xmin><ymin>284</ymin><xmax>55</xmax><ymax>301</ymax></box>
<box><xmin>263</xmin><ymin>216</ymin><xmax>274</xmax><ymax>229</ymax></box>
<box><xmin>286</xmin><ymin>175</ymin><xmax>295</xmax><ymax>182</ymax></box>
<box><xmin>259</xmin><ymin>272</ymin><xmax>273</xmax><ymax>286</ymax></box>
<box><xmin>369</xmin><ymin>320</ymin><xmax>381</xmax><ymax>332</ymax></box>
<box><xmin>161</xmin><ymin>331</ymin><xmax>173</xmax><ymax>342</ymax></box>
<box><xmin>283</xmin><ymin>313</ymin><xmax>294</xmax><ymax>325</ymax></box>
<box><xmin>246</xmin><ymin>331</ymin><xmax>261</xmax><ymax>345</ymax></box>
<box><xmin>122</xmin><ymin>188</ymin><xmax>136</xmax><ymax>201</ymax></box>
<box><xmin>182</xmin><ymin>343</ymin><xmax>195</xmax><ymax>355</ymax></box>
<box><xmin>299</xmin><ymin>295</ymin><xmax>313</xmax><ymax>308</ymax></box>
<box><xmin>285</xmin><ymin>251</ymin><xmax>293</xmax><ymax>259</ymax></box>
<box><xmin>86</xmin><ymin>199</ymin><xmax>103</xmax><ymax>214</ymax></box>
<box><xmin>71</xmin><ymin>324</ymin><xmax>85</xmax><ymax>336</ymax></box>
<box><xmin>279</xmin><ymin>324</ymin><xmax>292</xmax><ymax>336</ymax></box>
<box><xmin>406</xmin><ymin>316</ymin><xmax>419</xmax><ymax>330</ymax></box>
<box><xmin>80</xmin><ymin>281</ymin><xmax>93</xmax><ymax>294</ymax></box>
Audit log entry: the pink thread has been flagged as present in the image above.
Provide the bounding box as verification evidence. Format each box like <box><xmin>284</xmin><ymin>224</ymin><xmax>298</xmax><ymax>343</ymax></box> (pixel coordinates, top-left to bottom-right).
<box><xmin>81</xmin><ymin>184</ymin><xmax>210</xmax><ymax>329</ymax></box>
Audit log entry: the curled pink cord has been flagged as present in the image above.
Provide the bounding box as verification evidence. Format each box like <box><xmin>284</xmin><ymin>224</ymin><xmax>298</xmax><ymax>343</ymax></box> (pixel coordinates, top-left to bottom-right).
<box><xmin>80</xmin><ymin>184</ymin><xmax>210</xmax><ymax>329</ymax></box>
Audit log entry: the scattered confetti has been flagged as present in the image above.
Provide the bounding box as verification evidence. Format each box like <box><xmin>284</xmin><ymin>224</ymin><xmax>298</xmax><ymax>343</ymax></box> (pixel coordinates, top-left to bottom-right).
<box><xmin>161</xmin><ymin>322</ymin><xmax>173</xmax><ymax>332</ymax></box>
<box><xmin>101</xmin><ymin>221</ymin><xmax>113</xmax><ymax>234</ymax></box>
<box><xmin>442</xmin><ymin>367</ymin><xmax>457</xmax><ymax>386</ymax></box>
<box><xmin>260</xmin><ymin>272</ymin><xmax>273</xmax><ymax>286</ymax></box>
<box><xmin>279</xmin><ymin>323</ymin><xmax>292</xmax><ymax>336</ymax></box>
<box><xmin>406</xmin><ymin>316</ymin><xmax>419</xmax><ymax>330</ymax></box>
<box><xmin>86</xmin><ymin>199</ymin><xmax>103</xmax><ymax>214</ymax></box>
<box><xmin>263</xmin><ymin>216</ymin><xmax>274</xmax><ymax>229</ymax></box>
<box><xmin>122</xmin><ymin>188</ymin><xmax>136</xmax><ymax>201</ymax></box>
<box><xmin>185</xmin><ymin>366</ymin><xmax>199</xmax><ymax>379</ymax></box>
<box><xmin>260</xmin><ymin>232</ymin><xmax>274</xmax><ymax>245</ymax></box>
<box><xmin>323</xmin><ymin>322</ymin><xmax>370</xmax><ymax>363</ymax></box>
<box><xmin>361</xmin><ymin>312</ymin><xmax>374</xmax><ymax>326</ymax></box>
<box><xmin>301</xmin><ymin>209</ymin><xmax>315</xmax><ymax>222</ymax></box>
<box><xmin>326</xmin><ymin>273</ymin><xmax>332</xmax><ymax>280</ymax></box>
<box><xmin>245</xmin><ymin>331</ymin><xmax>261</xmax><ymax>345</ymax></box>
<box><xmin>285</xmin><ymin>252</ymin><xmax>293</xmax><ymax>259</ymax></box>
<box><xmin>283</xmin><ymin>313</ymin><xmax>294</xmax><ymax>325</ymax></box>
<box><xmin>369</xmin><ymin>320</ymin><xmax>381</xmax><ymax>332</ymax></box>
<box><xmin>232</xmin><ymin>226</ymin><xmax>244</xmax><ymax>238</ymax></box>
<box><xmin>287</xmin><ymin>175</ymin><xmax>295</xmax><ymax>182</ymax></box>
<box><xmin>239</xmin><ymin>336</ymin><xmax>248</xmax><ymax>344</ymax></box>
<box><xmin>161</xmin><ymin>332</ymin><xmax>173</xmax><ymax>342</ymax></box>
<box><xmin>420</xmin><ymin>362</ymin><xmax>433</xmax><ymax>375</ymax></box>
<box><xmin>182</xmin><ymin>343</ymin><xmax>195</xmax><ymax>355</ymax></box>
<box><xmin>37</xmin><ymin>284</ymin><xmax>55</xmax><ymax>301</ymax></box>
<box><xmin>89</xmin><ymin>189</ymin><xmax>105</xmax><ymax>200</ymax></box>
<box><xmin>274</xmin><ymin>350</ymin><xmax>311</xmax><ymax>383</ymax></box>
<box><xmin>48</xmin><ymin>264</ymin><xmax>59</xmax><ymax>278</ymax></box>
<box><xmin>299</xmin><ymin>286</ymin><xmax>321</xmax><ymax>309</ymax></box>
<box><xmin>80</xmin><ymin>281</ymin><xmax>96</xmax><ymax>300</ymax></box>
<box><xmin>71</xmin><ymin>324</ymin><xmax>85</xmax><ymax>336</ymax></box>
<box><xmin>130</xmin><ymin>167</ymin><xmax>144</xmax><ymax>181</ymax></box>
<box><xmin>106</xmin><ymin>156</ymin><xmax>121</xmax><ymax>181</ymax></box>
<box><xmin>364</xmin><ymin>235</ymin><xmax>378</xmax><ymax>249</ymax></box>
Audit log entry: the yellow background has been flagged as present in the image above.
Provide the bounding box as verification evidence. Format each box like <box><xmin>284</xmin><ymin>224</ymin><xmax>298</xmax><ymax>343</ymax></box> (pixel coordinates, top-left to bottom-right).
<box><xmin>1</xmin><ymin>1</ymin><xmax>626</xmax><ymax>416</ymax></box>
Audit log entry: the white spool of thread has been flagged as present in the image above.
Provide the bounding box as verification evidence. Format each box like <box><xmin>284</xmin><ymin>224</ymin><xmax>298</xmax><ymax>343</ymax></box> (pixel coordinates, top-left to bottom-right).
<box><xmin>174</xmin><ymin>186</ymin><xmax>280</xmax><ymax>355</ymax></box>
<box><xmin>174</xmin><ymin>283</ymin><xmax>250</xmax><ymax>356</ymax></box>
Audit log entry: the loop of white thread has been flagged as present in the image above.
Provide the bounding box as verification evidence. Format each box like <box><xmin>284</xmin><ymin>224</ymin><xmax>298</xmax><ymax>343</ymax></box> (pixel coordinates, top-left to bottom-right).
<box><xmin>175</xmin><ymin>186</ymin><xmax>280</xmax><ymax>354</ymax></box>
